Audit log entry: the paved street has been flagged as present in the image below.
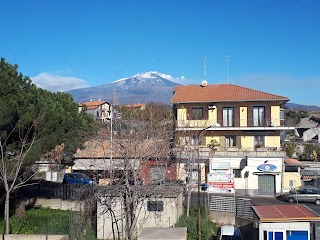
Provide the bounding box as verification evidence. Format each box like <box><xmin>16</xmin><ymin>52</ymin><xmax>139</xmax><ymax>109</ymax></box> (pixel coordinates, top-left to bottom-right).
<box><xmin>188</xmin><ymin>191</ymin><xmax>320</xmax><ymax>215</ymax></box>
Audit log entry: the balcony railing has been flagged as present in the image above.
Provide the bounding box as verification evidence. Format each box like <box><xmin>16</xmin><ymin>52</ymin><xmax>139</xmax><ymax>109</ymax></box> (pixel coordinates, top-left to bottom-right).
<box><xmin>174</xmin><ymin>147</ymin><xmax>286</xmax><ymax>159</ymax></box>
<box><xmin>175</xmin><ymin>118</ymin><xmax>296</xmax><ymax>129</ymax></box>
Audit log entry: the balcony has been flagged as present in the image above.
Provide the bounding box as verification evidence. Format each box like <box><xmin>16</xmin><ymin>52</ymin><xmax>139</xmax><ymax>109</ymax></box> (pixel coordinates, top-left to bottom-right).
<box><xmin>175</xmin><ymin>118</ymin><xmax>296</xmax><ymax>131</ymax></box>
<box><xmin>174</xmin><ymin>147</ymin><xmax>286</xmax><ymax>159</ymax></box>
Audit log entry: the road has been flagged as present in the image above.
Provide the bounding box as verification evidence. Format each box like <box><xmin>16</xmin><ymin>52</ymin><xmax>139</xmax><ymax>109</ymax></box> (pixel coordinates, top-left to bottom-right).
<box><xmin>188</xmin><ymin>191</ymin><xmax>320</xmax><ymax>215</ymax></box>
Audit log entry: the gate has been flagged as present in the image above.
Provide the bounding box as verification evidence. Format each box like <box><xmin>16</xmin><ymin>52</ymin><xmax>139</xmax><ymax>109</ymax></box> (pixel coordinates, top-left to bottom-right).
<box><xmin>209</xmin><ymin>194</ymin><xmax>253</xmax><ymax>219</ymax></box>
<box><xmin>258</xmin><ymin>175</ymin><xmax>275</xmax><ymax>195</ymax></box>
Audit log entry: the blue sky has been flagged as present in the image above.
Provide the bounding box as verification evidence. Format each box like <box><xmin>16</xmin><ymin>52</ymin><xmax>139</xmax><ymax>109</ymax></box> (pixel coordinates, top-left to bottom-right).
<box><xmin>1</xmin><ymin>0</ymin><xmax>320</xmax><ymax>105</ymax></box>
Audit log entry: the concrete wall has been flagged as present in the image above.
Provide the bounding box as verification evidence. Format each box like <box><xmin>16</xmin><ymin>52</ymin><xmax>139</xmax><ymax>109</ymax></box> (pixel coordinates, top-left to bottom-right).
<box><xmin>3</xmin><ymin>235</ymin><xmax>68</xmax><ymax>240</ymax></box>
<box><xmin>209</xmin><ymin>211</ymin><xmax>236</xmax><ymax>226</ymax></box>
<box><xmin>97</xmin><ymin>193</ymin><xmax>184</xmax><ymax>240</ymax></box>
<box><xmin>35</xmin><ymin>199</ymin><xmax>84</xmax><ymax>211</ymax></box>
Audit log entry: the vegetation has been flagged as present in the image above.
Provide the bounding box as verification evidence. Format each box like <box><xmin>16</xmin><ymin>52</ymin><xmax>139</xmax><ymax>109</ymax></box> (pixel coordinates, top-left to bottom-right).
<box><xmin>285</xmin><ymin>109</ymin><xmax>309</xmax><ymax>125</ymax></box>
<box><xmin>175</xmin><ymin>207</ymin><xmax>217</xmax><ymax>240</ymax></box>
<box><xmin>0</xmin><ymin>58</ymin><xmax>98</xmax><ymax>234</ymax></box>
<box><xmin>285</xmin><ymin>142</ymin><xmax>296</xmax><ymax>158</ymax></box>
<box><xmin>0</xmin><ymin>207</ymin><xmax>96</xmax><ymax>239</ymax></box>
<box><xmin>300</xmin><ymin>144</ymin><xmax>320</xmax><ymax>161</ymax></box>
<box><xmin>117</xmin><ymin>102</ymin><xmax>172</xmax><ymax>123</ymax></box>
<box><xmin>208</xmin><ymin>139</ymin><xmax>220</xmax><ymax>150</ymax></box>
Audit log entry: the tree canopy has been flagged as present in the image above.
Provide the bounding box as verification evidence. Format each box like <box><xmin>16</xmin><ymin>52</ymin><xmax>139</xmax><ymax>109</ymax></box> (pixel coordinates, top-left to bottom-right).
<box><xmin>0</xmin><ymin>58</ymin><xmax>97</xmax><ymax>165</ymax></box>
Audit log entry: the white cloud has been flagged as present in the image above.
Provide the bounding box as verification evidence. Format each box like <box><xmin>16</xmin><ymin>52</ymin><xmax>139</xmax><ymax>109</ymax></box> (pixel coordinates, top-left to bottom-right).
<box><xmin>156</xmin><ymin>72</ymin><xmax>191</xmax><ymax>85</ymax></box>
<box><xmin>31</xmin><ymin>73</ymin><xmax>89</xmax><ymax>92</ymax></box>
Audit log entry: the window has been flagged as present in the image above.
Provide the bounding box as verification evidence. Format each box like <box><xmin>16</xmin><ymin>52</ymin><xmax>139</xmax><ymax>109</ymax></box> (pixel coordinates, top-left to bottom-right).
<box><xmin>253</xmin><ymin>106</ymin><xmax>265</xmax><ymax>126</ymax></box>
<box><xmin>223</xmin><ymin>107</ymin><xmax>234</xmax><ymax>126</ymax></box>
<box><xmin>280</xmin><ymin>108</ymin><xmax>285</xmax><ymax>121</ymax></box>
<box><xmin>226</xmin><ymin>135</ymin><xmax>236</xmax><ymax>147</ymax></box>
<box><xmin>254</xmin><ymin>136</ymin><xmax>265</xmax><ymax>147</ymax></box>
<box><xmin>233</xmin><ymin>169</ymin><xmax>241</xmax><ymax>178</ymax></box>
<box><xmin>289</xmin><ymin>180</ymin><xmax>294</xmax><ymax>188</ymax></box>
<box><xmin>192</xmin><ymin>107</ymin><xmax>203</xmax><ymax>120</ymax></box>
<box><xmin>147</xmin><ymin>201</ymin><xmax>164</xmax><ymax>211</ymax></box>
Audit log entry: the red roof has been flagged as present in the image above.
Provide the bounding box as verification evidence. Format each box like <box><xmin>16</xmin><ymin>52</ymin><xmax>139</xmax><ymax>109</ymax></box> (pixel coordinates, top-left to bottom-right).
<box><xmin>284</xmin><ymin>158</ymin><xmax>305</xmax><ymax>166</ymax></box>
<box><xmin>171</xmin><ymin>84</ymin><xmax>289</xmax><ymax>103</ymax></box>
<box><xmin>79</xmin><ymin>101</ymin><xmax>108</xmax><ymax>110</ymax></box>
<box><xmin>252</xmin><ymin>204</ymin><xmax>320</xmax><ymax>222</ymax></box>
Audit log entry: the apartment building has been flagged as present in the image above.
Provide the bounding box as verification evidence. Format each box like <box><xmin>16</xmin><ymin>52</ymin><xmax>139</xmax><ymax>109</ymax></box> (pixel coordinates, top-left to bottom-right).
<box><xmin>171</xmin><ymin>83</ymin><xmax>295</xmax><ymax>196</ymax></box>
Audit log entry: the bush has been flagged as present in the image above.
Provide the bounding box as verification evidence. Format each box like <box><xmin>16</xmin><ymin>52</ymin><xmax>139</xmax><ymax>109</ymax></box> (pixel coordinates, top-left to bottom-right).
<box><xmin>175</xmin><ymin>207</ymin><xmax>217</xmax><ymax>240</ymax></box>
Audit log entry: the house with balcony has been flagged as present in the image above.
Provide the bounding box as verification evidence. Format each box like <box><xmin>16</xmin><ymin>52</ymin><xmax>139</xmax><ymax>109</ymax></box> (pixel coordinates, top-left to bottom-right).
<box><xmin>171</xmin><ymin>83</ymin><xmax>295</xmax><ymax>196</ymax></box>
<box><xmin>79</xmin><ymin>100</ymin><xmax>113</xmax><ymax>122</ymax></box>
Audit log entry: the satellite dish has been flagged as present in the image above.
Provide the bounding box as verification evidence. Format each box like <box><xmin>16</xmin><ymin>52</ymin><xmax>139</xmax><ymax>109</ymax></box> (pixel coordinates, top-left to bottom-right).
<box><xmin>201</xmin><ymin>80</ymin><xmax>207</xmax><ymax>87</ymax></box>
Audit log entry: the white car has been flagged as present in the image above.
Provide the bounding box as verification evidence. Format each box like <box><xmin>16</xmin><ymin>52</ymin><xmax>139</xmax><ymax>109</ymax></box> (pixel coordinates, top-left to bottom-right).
<box><xmin>216</xmin><ymin>225</ymin><xmax>243</xmax><ymax>240</ymax></box>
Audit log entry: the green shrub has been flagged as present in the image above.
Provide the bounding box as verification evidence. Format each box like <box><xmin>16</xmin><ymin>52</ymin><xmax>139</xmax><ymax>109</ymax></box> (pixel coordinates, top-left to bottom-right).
<box><xmin>175</xmin><ymin>207</ymin><xmax>217</xmax><ymax>240</ymax></box>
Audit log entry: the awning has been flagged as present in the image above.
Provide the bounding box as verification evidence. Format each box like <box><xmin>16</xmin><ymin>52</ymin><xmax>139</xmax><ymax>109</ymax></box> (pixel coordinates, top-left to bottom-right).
<box><xmin>301</xmin><ymin>175</ymin><xmax>317</xmax><ymax>180</ymax></box>
<box><xmin>253</xmin><ymin>171</ymin><xmax>281</xmax><ymax>175</ymax></box>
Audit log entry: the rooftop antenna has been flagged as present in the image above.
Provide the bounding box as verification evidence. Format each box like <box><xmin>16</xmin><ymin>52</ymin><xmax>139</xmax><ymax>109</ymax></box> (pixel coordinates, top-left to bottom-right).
<box><xmin>226</xmin><ymin>55</ymin><xmax>230</xmax><ymax>83</ymax></box>
<box><xmin>204</xmin><ymin>55</ymin><xmax>206</xmax><ymax>81</ymax></box>
<box><xmin>201</xmin><ymin>56</ymin><xmax>208</xmax><ymax>87</ymax></box>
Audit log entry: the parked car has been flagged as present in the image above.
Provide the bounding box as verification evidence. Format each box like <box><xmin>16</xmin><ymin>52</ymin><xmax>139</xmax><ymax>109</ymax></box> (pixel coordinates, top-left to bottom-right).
<box><xmin>63</xmin><ymin>173</ymin><xmax>96</xmax><ymax>185</ymax></box>
<box><xmin>281</xmin><ymin>186</ymin><xmax>320</xmax><ymax>205</ymax></box>
<box><xmin>216</xmin><ymin>225</ymin><xmax>243</xmax><ymax>240</ymax></box>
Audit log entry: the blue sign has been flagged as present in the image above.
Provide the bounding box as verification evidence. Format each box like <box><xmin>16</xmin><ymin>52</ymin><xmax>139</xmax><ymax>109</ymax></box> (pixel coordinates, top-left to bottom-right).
<box><xmin>257</xmin><ymin>163</ymin><xmax>277</xmax><ymax>172</ymax></box>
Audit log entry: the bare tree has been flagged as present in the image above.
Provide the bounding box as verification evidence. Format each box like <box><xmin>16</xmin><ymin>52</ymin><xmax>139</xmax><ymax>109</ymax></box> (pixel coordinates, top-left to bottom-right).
<box><xmin>75</xmin><ymin>113</ymin><xmax>180</xmax><ymax>240</ymax></box>
<box><xmin>0</xmin><ymin>121</ymin><xmax>39</xmax><ymax>234</ymax></box>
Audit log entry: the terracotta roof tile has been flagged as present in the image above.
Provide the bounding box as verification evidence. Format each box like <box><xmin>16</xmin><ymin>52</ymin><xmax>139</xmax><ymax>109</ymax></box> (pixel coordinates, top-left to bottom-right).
<box><xmin>171</xmin><ymin>84</ymin><xmax>289</xmax><ymax>103</ymax></box>
<box><xmin>284</xmin><ymin>158</ymin><xmax>305</xmax><ymax>166</ymax></box>
<box><xmin>79</xmin><ymin>101</ymin><xmax>108</xmax><ymax>108</ymax></box>
<box><xmin>74</xmin><ymin>139</ymin><xmax>168</xmax><ymax>159</ymax></box>
<box><xmin>252</xmin><ymin>204</ymin><xmax>319</xmax><ymax>222</ymax></box>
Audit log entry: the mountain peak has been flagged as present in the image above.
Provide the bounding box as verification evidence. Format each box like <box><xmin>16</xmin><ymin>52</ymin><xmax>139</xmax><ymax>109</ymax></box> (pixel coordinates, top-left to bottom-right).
<box><xmin>114</xmin><ymin>71</ymin><xmax>164</xmax><ymax>83</ymax></box>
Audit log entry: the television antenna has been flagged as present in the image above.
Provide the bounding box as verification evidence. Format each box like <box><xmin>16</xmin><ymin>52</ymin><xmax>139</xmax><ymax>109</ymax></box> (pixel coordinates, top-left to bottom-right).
<box><xmin>201</xmin><ymin>56</ymin><xmax>208</xmax><ymax>87</ymax></box>
<box><xmin>226</xmin><ymin>55</ymin><xmax>230</xmax><ymax>83</ymax></box>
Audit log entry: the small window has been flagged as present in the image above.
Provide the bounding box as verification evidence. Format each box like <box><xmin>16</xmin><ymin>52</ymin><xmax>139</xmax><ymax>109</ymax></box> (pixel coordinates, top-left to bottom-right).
<box><xmin>192</xmin><ymin>107</ymin><xmax>204</xmax><ymax>120</ymax></box>
<box><xmin>226</xmin><ymin>135</ymin><xmax>236</xmax><ymax>147</ymax></box>
<box><xmin>233</xmin><ymin>169</ymin><xmax>241</xmax><ymax>178</ymax></box>
<box><xmin>289</xmin><ymin>180</ymin><xmax>294</xmax><ymax>188</ymax></box>
<box><xmin>254</xmin><ymin>136</ymin><xmax>265</xmax><ymax>147</ymax></box>
<box><xmin>147</xmin><ymin>201</ymin><xmax>164</xmax><ymax>212</ymax></box>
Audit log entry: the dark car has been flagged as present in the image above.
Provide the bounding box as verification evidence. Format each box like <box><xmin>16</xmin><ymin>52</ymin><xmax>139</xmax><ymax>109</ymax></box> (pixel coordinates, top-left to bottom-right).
<box><xmin>63</xmin><ymin>173</ymin><xmax>96</xmax><ymax>185</ymax></box>
<box><xmin>282</xmin><ymin>186</ymin><xmax>320</xmax><ymax>205</ymax></box>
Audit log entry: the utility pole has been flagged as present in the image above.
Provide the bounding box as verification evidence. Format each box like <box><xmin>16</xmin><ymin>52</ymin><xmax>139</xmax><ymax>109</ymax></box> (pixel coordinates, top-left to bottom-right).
<box><xmin>197</xmin><ymin>132</ymin><xmax>201</xmax><ymax>240</ymax></box>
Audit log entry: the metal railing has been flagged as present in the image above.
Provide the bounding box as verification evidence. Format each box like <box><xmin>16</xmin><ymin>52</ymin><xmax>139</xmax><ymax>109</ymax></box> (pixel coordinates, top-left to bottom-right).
<box><xmin>175</xmin><ymin>118</ymin><xmax>296</xmax><ymax>129</ymax></box>
<box><xmin>175</xmin><ymin>147</ymin><xmax>286</xmax><ymax>158</ymax></box>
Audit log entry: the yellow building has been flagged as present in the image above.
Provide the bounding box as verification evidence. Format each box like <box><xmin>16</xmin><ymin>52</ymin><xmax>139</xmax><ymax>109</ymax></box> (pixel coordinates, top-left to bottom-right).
<box><xmin>282</xmin><ymin>158</ymin><xmax>305</xmax><ymax>192</ymax></box>
<box><xmin>171</xmin><ymin>83</ymin><xmax>295</xmax><ymax>196</ymax></box>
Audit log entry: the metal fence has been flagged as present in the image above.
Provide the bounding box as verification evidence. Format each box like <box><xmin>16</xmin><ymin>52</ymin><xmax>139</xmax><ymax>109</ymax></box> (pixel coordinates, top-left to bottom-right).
<box><xmin>17</xmin><ymin>181</ymin><xmax>93</xmax><ymax>200</ymax></box>
<box><xmin>209</xmin><ymin>194</ymin><xmax>253</xmax><ymax>219</ymax></box>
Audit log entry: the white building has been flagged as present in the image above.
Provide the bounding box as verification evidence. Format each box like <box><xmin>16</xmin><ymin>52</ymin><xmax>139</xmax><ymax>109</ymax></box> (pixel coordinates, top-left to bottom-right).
<box><xmin>208</xmin><ymin>155</ymin><xmax>284</xmax><ymax>196</ymax></box>
<box><xmin>96</xmin><ymin>186</ymin><xmax>184</xmax><ymax>240</ymax></box>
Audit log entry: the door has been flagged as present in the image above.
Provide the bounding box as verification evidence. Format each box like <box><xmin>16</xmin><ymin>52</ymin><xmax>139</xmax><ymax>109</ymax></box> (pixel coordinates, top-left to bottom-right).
<box><xmin>258</xmin><ymin>175</ymin><xmax>275</xmax><ymax>195</ymax></box>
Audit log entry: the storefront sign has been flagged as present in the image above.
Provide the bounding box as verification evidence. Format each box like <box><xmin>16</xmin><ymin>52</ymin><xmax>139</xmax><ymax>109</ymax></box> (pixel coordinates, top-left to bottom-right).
<box><xmin>257</xmin><ymin>163</ymin><xmax>277</xmax><ymax>172</ymax></box>
<box><xmin>208</xmin><ymin>182</ymin><xmax>234</xmax><ymax>188</ymax></box>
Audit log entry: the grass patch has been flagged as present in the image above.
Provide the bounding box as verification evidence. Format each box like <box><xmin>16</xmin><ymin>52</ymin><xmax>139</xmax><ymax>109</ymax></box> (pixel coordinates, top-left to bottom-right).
<box><xmin>0</xmin><ymin>207</ymin><xmax>96</xmax><ymax>239</ymax></box>
<box><xmin>175</xmin><ymin>206</ymin><xmax>217</xmax><ymax>240</ymax></box>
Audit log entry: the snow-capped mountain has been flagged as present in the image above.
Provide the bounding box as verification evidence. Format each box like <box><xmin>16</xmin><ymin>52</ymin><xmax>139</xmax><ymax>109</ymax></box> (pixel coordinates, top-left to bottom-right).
<box><xmin>67</xmin><ymin>71</ymin><xmax>181</xmax><ymax>104</ymax></box>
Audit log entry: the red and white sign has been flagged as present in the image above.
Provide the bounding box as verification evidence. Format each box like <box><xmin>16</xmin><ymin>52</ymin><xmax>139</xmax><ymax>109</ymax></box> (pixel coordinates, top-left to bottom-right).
<box><xmin>208</xmin><ymin>182</ymin><xmax>234</xmax><ymax>188</ymax></box>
